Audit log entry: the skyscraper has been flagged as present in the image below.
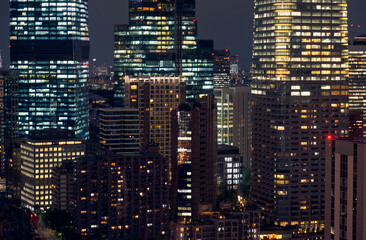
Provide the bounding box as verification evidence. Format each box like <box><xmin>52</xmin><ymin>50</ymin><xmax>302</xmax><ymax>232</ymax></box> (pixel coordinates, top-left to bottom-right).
<box><xmin>113</xmin><ymin>0</ymin><xmax>176</xmax><ymax>106</ymax></box>
<box><xmin>125</xmin><ymin>76</ymin><xmax>186</xmax><ymax>162</ymax></box>
<box><xmin>213</xmin><ymin>50</ymin><xmax>231</xmax><ymax>87</ymax></box>
<box><xmin>171</xmin><ymin>96</ymin><xmax>217</xmax><ymax>223</ymax></box>
<box><xmin>113</xmin><ymin>0</ymin><xmax>213</xmax><ymax>106</ymax></box>
<box><xmin>10</xmin><ymin>0</ymin><xmax>90</xmax><ymax>139</ymax></box>
<box><xmin>348</xmin><ymin>36</ymin><xmax>366</xmax><ymax>138</ymax></box>
<box><xmin>251</xmin><ymin>0</ymin><xmax>348</xmax><ymax>231</ymax></box>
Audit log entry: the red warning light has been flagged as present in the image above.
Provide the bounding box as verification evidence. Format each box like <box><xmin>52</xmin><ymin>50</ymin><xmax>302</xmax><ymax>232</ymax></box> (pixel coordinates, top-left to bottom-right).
<box><xmin>327</xmin><ymin>135</ymin><xmax>333</xmax><ymax>140</ymax></box>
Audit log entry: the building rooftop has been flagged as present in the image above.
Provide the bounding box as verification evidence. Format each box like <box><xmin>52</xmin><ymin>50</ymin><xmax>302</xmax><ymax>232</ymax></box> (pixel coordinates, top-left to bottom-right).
<box><xmin>27</xmin><ymin>129</ymin><xmax>77</xmax><ymax>141</ymax></box>
<box><xmin>218</xmin><ymin>144</ymin><xmax>239</xmax><ymax>154</ymax></box>
<box><xmin>333</xmin><ymin>137</ymin><xmax>366</xmax><ymax>145</ymax></box>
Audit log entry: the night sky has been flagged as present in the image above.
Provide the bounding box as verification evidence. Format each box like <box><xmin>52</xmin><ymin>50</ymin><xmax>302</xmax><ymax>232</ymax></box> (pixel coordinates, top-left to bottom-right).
<box><xmin>0</xmin><ymin>0</ymin><xmax>365</xmax><ymax>67</ymax></box>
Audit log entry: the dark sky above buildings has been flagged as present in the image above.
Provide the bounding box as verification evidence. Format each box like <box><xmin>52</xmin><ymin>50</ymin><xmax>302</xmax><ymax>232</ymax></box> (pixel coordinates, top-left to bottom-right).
<box><xmin>0</xmin><ymin>0</ymin><xmax>366</xmax><ymax>67</ymax></box>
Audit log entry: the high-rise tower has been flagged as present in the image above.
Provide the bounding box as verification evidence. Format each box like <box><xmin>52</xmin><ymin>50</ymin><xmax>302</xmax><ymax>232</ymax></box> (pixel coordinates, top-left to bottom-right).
<box><xmin>114</xmin><ymin>0</ymin><xmax>213</xmax><ymax>106</ymax></box>
<box><xmin>10</xmin><ymin>0</ymin><xmax>90</xmax><ymax>139</ymax></box>
<box><xmin>171</xmin><ymin>96</ymin><xmax>217</xmax><ymax>223</ymax></box>
<box><xmin>348</xmin><ymin>36</ymin><xmax>366</xmax><ymax>138</ymax></box>
<box><xmin>251</xmin><ymin>0</ymin><xmax>348</xmax><ymax>231</ymax></box>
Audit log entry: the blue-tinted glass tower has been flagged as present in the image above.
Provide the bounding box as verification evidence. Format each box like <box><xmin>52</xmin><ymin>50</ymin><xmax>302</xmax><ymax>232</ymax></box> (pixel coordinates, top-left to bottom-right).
<box><xmin>10</xmin><ymin>0</ymin><xmax>90</xmax><ymax>139</ymax></box>
<box><xmin>114</xmin><ymin>0</ymin><xmax>213</xmax><ymax>106</ymax></box>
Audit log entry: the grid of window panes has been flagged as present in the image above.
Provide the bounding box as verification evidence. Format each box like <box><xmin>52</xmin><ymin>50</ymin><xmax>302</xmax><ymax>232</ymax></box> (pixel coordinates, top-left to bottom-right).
<box><xmin>113</xmin><ymin>0</ymin><xmax>176</xmax><ymax>106</ymax></box>
<box><xmin>21</xmin><ymin>140</ymin><xmax>85</xmax><ymax>211</ymax></box>
<box><xmin>9</xmin><ymin>0</ymin><xmax>89</xmax><ymax>41</ymax></box>
<box><xmin>251</xmin><ymin>0</ymin><xmax>349</xmax><ymax>230</ymax></box>
<box><xmin>349</xmin><ymin>37</ymin><xmax>366</xmax><ymax>137</ymax></box>
<box><xmin>10</xmin><ymin>0</ymin><xmax>90</xmax><ymax>139</ymax></box>
<box><xmin>252</xmin><ymin>0</ymin><xmax>348</xmax><ymax>83</ymax></box>
<box><xmin>114</xmin><ymin>0</ymin><xmax>213</xmax><ymax>106</ymax></box>
<box><xmin>12</xmin><ymin>60</ymin><xmax>89</xmax><ymax>138</ymax></box>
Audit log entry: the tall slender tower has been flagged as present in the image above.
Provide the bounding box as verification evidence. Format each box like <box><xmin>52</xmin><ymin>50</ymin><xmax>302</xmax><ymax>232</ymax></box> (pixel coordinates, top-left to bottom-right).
<box><xmin>251</xmin><ymin>0</ymin><xmax>348</xmax><ymax>232</ymax></box>
<box><xmin>10</xmin><ymin>0</ymin><xmax>90</xmax><ymax>139</ymax></box>
<box><xmin>171</xmin><ymin>96</ymin><xmax>217</xmax><ymax>224</ymax></box>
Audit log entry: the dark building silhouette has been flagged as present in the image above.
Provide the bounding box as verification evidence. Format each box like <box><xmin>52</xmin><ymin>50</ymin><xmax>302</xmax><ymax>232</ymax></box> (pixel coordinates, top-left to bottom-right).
<box><xmin>0</xmin><ymin>68</ymin><xmax>18</xmax><ymax>182</ymax></box>
<box><xmin>172</xmin><ymin>206</ymin><xmax>260</xmax><ymax>240</ymax></box>
<box><xmin>51</xmin><ymin>161</ymin><xmax>74</xmax><ymax>212</ymax></box>
<box><xmin>99</xmin><ymin>107</ymin><xmax>140</xmax><ymax>154</ymax></box>
<box><xmin>216</xmin><ymin>145</ymin><xmax>243</xmax><ymax>195</ymax></box>
<box><xmin>325</xmin><ymin>138</ymin><xmax>366</xmax><ymax>240</ymax></box>
<box><xmin>213</xmin><ymin>50</ymin><xmax>231</xmax><ymax>87</ymax></box>
<box><xmin>74</xmin><ymin>145</ymin><xmax>169</xmax><ymax>239</ymax></box>
<box><xmin>171</xmin><ymin>95</ymin><xmax>217</xmax><ymax>223</ymax></box>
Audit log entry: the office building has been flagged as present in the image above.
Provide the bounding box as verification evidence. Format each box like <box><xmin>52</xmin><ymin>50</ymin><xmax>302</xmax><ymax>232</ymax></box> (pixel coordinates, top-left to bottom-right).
<box><xmin>74</xmin><ymin>145</ymin><xmax>169</xmax><ymax>240</ymax></box>
<box><xmin>113</xmin><ymin>0</ymin><xmax>175</xmax><ymax>106</ymax></box>
<box><xmin>171</xmin><ymin>96</ymin><xmax>217</xmax><ymax>223</ymax></box>
<box><xmin>213</xmin><ymin>50</ymin><xmax>231</xmax><ymax>87</ymax></box>
<box><xmin>20</xmin><ymin>130</ymin><xmax>85</xmax><ymax>211</ymax></box>
<box><xmin>125</xmin><ymin>76</ymin><xmax>186</xmax><ymax>162</ymax></box>
<box><xmin>251</xmin><ymin>0</ymin><xmax>348</xmax><ymax>231</ymax></box>
<box><xmin>214</xmin><ymin>86</ymin><xmax>251</xmax><ymax>167</ymax></box>
<box><xmin>99</xmin><ymin>107</ymin><xmax>140</xmax><ymax>154</ymax></box>
<box><xmin>348</xmin><ymin>36</ymin><xmax>366</xmax><ymax>138</ymax></box>
<box><xmin>182</xmin><ymin>40</ymin><xmax>214</xmax><ymax>101</ymax></box>
<box><xmin>113</xmin><ymin>0</ymin><xmax>213</xmax><ymax>106</ymax></box>
<box><xmin>217</xmin><ymin>145</ymin><xmax>243</xmax><ymax>195</ymax></box>
<box><xmin>10</xmin><ymin>0</ymin><xmax>90</xmax><ymax>139</ymax></box>
<box><xmin>325</xmin><ymin>138</ymin><xmax>366</xmax><ymax>240</ymax></box>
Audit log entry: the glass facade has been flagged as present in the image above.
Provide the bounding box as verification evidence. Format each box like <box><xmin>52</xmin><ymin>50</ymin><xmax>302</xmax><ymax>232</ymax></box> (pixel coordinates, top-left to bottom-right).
<box><xmin>10</xmin><ymin>0</ymin><xmax>90</xmax><ymax>139</ymax></box>
<box><xmin>99</xmin><ymin>108</ymin><xmax>140</xmax><ymax>154</ymax></box>
<box><xmin>348</xmin><ymin>36</ymin><xmax>366</xmax><ymax>137</ymax></box>
<box><xmin>114</xmin><ymin>0</ymin><xmax>213</xmax><ymax>106</ymax></box>
<box><xmin>251</xmin><ymin>0</ymin><xmax>349</xmax><ymax>231</ymax></box>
